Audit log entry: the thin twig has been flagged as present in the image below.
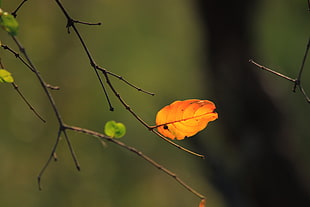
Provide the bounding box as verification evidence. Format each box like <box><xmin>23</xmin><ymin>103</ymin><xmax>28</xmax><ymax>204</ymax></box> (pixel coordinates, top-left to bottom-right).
<box><xmin>73</xmin><ymin>20</ymin><xmax>102</xmax><ymax>26</ymax></box>
<box><xmin>1</xmin><ymin>43</ymin><xmax>35</xmax><ymax>72</ymax></box>
<box><xmin>1</xmin><ymin>43</ymin><xmax>61</xmax><ymax>90</ymax></box>
<box><xmin>249</xmin><ymin>59</ymin><xmax>295</xmax><ymax>82</ymax></box>
<box><xmin>0</xmin><ymin>54</ymin><xmax>45</xmax><ymax>122</ymax></box>
<box><xmin>62</xmin><ymin>129</ymin><xmax>80</xmax><ymax>171</ymax></box>
<box><xmin>299</xmin><ymin>85</ymin><xmax>310</xmax><ymax>103</ymax></box>
<box><xmin>37</xmin><ymin>128</ymin><xmax>62</xmax><ymax>190</ymax></box>
<box><xmin>11</xmin><ymin>82</ymin><xmax>46</xmax><ymax>122</ymax></box>
<box><xmin>11</xmin><ymin>0</ymin><xmax>28</xmax><ymax>17</ymax></box>
<box><xmin>54</xmin><ymin>0</ymin><xmax>114</xmax><ymax>111</ymax></box>
<box><xmin>96</xmin><ymin>66</ymin><xmax>155</xmax><ymax>96</ymax></box>
<box><xmin>293</xmin><ymin>37</ymin><xmax>310</xmax><ymax>92</ymax></box>
<box><xmin>249</xmin><ymin>59</ymin><xmax>310</xmax><ymax>103</ymax></box>
<box><xmin>64</xmin><ymin>124</ymin><xmax>206</xmax><ymax>200</ymax></box>
<box><xmin>151</xmin><ymin>130</ymin><xmax>205</xmax><ymax>159</ymax></box>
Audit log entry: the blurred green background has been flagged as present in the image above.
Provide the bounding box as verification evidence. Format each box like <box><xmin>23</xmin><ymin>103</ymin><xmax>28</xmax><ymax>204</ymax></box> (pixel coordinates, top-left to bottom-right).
<box><xmin>0</xmin><ymin>0</ymin><xmax>309</xmax><ymax>207</ymax></box>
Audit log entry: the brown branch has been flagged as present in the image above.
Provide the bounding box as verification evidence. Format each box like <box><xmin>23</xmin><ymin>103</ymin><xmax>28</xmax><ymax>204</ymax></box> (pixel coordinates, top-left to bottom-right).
<box><xmin>64</xmin><ymin>124</ymin><xmax>206</xmax><ymax>200</ymax></box>
<box><xmin>249</xmin><ymin>59</ymin><xmax>310</xmax><ymax>103</ymax></box>
<box><xmin>10</xmin><ymin>36</ymin><xmax>80</xmax><ymax>185</ymax></box>
<box><xmin>54</xmin><ymin>0</ymin><xmax>114</xmax><ymax>111</ymax></box>
<box><xmin>249</xmin><ymin>59</ymin><xmax>295</xmax><ymax>82</ymax></box>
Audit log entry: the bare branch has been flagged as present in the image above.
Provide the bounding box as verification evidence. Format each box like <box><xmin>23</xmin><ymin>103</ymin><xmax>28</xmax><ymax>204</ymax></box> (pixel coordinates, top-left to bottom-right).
<box><xmin>249</xmin><ymin>59</ymin><xmax>295</xmax><ymax>82</ymax></box>
<box><xmin>64</xmin><ymin>124</ymin><xmax>206</xmax><ymax>200</ymax></box>
<box><xmin>54</xmin><ymin>0</ymin><xmax>114</xmax><ymax>111</ymax></box>
<box><xmin>249</xmin><ymin>59</ymin><xmax>310</xmax><ymax>103</ymax></box>
<box><xmin>293</xmin><ymin>37</ymin><xmax>310</xmax><ymax>92</ymax></box>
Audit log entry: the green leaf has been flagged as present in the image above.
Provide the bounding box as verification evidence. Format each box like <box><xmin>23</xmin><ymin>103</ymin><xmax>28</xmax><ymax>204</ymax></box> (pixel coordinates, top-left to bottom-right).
<box><xmin>104</xmin><ymin>120</ymin><xmax>126</xmax><ymax>138</ymax></box>
<box><xmin>0</xmin><ymin>69</ymin><xmax>14</xmax><ymax>83</ymax></box>
<box><xmin>0</xmin><ymin>12</ymin><xmax>19</xmax><ymax>36</ymax></box>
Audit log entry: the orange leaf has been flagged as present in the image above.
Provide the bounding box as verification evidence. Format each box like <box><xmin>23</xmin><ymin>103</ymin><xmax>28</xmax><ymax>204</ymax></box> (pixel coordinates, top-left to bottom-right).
<box><xmin>199</xmin><ymin>198</ymin><xmax>206</xmax><ymax>207</ymax></box>
<box><xmin>155</xmin><ymin>99</ymin><xmax>218</xmax><ymax>140</ymax></box>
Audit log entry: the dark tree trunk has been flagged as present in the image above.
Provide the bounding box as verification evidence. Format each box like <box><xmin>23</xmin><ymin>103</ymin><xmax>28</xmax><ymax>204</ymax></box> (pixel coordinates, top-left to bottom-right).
<box><xmin>194</xmin><ymin>1</ymin><xmax>310</xmax><ymax>206</ymax></box>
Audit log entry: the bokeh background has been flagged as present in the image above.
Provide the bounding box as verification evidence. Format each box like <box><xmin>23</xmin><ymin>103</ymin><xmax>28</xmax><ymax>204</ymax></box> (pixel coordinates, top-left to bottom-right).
<box><xmin>0</xmin><ymin>0</ymin><xmax>309</xmax><ymax>207</ymax></box>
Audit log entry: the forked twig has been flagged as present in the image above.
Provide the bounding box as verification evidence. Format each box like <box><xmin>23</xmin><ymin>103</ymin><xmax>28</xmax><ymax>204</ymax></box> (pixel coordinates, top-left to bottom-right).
<box><xmin>249</xmin><ymin>40</ymin><xmax>310</xmax><ymax>103</ymax></box>
<box><xmin>54</xmin><ymin>0</ymin><xmax>114</xmax><ymax>111</ymax></box>
<box><xmin>37</xmin><ymin>128</ymin><xmax>62</xmax><ymax>190</ymax></box>
<box><xmin>10</xmin><ymin>36</ymin><xmax>81</xmax><ymax>186</ymax></box>
<box><xmin>96</xmin><ymin>66</ymin><xmax>155</xmax><ymax>96</ymax></box>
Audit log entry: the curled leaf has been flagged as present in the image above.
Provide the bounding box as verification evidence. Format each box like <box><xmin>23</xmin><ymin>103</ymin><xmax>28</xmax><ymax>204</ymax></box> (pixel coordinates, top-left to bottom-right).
<box><xmin>0</xmin><ymin>12</ymin><xmax>19</xmax><ymax>36</ymax></box>
<box><xmin>155</xmin><ymin>99</ymin><xmax>218</xmax><ymax>140</ymax></box>
<box><xmin>0</xmin><ymin>69</ymin><xmax>14</xmax><ymax>83</ymax></box>
<box><xmin>104</xmin><ymin>120</ymin><xmax>126</xmax><ymax>138</ymax></box>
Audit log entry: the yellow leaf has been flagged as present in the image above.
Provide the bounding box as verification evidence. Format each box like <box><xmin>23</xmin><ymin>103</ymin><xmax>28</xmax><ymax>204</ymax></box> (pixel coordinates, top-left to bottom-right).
<box><xmin>155</xmin><ymin>99</ymin><xmax>218</xmax><ymax>140</ymax></box>
<box><xmin>0</xmin><ymin>69</ymin><xmax>14</xmax><ymax>83</ymax></box>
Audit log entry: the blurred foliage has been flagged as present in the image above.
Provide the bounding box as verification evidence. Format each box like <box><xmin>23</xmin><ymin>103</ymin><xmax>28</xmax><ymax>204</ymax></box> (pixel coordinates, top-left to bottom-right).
<box><xmin>0</xmin><ymin>0</ymin><xmax>309</xmax><ymax>207</ymax></box>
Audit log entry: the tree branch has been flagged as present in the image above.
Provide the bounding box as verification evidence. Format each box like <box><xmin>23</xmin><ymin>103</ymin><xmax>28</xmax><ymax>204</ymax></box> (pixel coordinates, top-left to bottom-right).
<box><xmin>64</xmin><ymin>124</ymin><xmax>206</xmax><ymax>200</ymax></box>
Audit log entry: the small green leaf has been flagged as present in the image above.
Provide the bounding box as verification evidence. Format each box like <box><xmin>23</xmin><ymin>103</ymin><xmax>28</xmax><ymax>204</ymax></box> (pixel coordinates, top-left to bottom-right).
<box><xmin>0</xmin><ymin>12</ymin><xmax>19</xmax><ymax>36</ymax></box>
<box><xmin>0</xmin><ymin>69</ymin><xmax>14</xmax><ymax>83</ymax></box>
<box><xmin>104</xmin><ymin>120</ymin><xmax>126</xmax><ymax>138</ymax></box>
